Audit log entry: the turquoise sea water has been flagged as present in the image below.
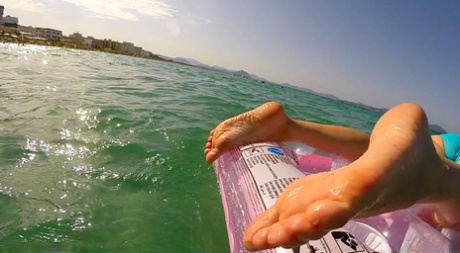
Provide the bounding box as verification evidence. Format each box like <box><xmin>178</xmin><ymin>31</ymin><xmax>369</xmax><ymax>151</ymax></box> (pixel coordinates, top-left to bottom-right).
<box><xmin>0</xmin><ymin>44</ymin><xmax>384</xmax><ymax>253</ymax></box>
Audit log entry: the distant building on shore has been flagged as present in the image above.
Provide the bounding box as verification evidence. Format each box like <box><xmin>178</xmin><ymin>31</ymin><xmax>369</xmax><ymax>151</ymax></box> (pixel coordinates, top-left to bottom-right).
<box><xmin>35</xmin><ymin>27</ymin><xmax>62</xmax><ymax>41</ymax></box>
<box><xmin>83</xmin><ymin>36</ymin><xmax>94</xmax><ymax>47</ymax></box>
<box><xmin>0</xmin><ymin>5</ymin><xmax>18</xmax><ymax>29</ymax></box>
<box><xmin>18</xmin><ymin>25</ymin><xmax>36</xmax><ymax>35</ymax></box>
<box><xmin>92</xmin><ymin>38</ymin><xmax>103</xmax><ymax>49</ymax></box>
<box><xmin>2</xmin><ymin>15</ymin><xmax>19</xmax><ymax>29</ymax></box>
<box><xmin>121</xmin><ymin>41</ymin><xmax>135</xmax><ymax>55</ymax></box>
<box><xmin>134</xmin><ymin>46</ymin><xmax>143</xmax><ymax>56</ymax></box>
<box><xmin>102</xmin><ymin>39</ymin><xmax>121</xmax><ymax>51</ymax></box>
<box><xmin>69</xmin><ymin>32</ymin><xmax>84</xmax><ymax>44</ymax></box>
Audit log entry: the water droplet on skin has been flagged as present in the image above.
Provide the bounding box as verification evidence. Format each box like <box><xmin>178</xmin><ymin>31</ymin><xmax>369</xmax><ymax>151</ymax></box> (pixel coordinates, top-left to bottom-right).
<box><xmin>331</xmin><ymin>186</ymin><xmax>341</xmax><ymax>196</ymax></box>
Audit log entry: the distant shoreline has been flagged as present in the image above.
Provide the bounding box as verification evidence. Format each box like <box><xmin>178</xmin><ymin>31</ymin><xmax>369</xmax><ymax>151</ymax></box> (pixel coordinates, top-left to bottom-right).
<box><xmin>0</xmin><ymin>38</ymin><xmax>184</xmax><ymax>65</ymax></box>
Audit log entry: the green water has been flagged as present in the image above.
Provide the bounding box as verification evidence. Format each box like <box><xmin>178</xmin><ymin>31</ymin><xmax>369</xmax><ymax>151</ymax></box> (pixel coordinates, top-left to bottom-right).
<box><xmin>0</xmin><ymin>44</ymin><xmax>383</xmax><ymax>252</ymax></box>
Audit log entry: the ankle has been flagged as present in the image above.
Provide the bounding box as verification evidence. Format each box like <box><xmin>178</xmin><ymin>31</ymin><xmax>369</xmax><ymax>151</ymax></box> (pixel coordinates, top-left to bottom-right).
<box><xmin>284</xmin><ymin>118</ymin><xmax>297</xmax><ymax>142</ymax></box>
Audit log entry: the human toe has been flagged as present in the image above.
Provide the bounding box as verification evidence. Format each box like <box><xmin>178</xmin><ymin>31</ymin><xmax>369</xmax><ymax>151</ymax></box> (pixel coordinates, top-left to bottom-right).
<box><xmin>244</xmin><ymin>208</ymin><xmax>280</xmax><ymax>250</ymax></box>
<box><xmin>267</xmin><ymin>222</ymin><xmax>303</xmax><ymax>249</ymax></box>
<box><xmin>205</xmin><ymin>148</ymin><xmax>219</xmax><ymax>163</ymax></box>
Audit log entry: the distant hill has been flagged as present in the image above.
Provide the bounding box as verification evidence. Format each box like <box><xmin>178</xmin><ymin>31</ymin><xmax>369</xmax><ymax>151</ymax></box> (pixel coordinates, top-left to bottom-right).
<box><xmin>232</xmin><ymin>70</ymin><xmax>252</xmax><ymax>78</ymax></box>
<box><xmin>170</xmin><ymin>57</ymin><xmax>209</xmax><ymax>67</ymax></box>
<box><xmin>158</xmin><ymin>56</ymin><xmax>271</xmax><ymax>82</ymax></box>
<box><xmin>279</xmin><ymin>83</ymin><xmax>339</xmax><ymax>100</ymax></box>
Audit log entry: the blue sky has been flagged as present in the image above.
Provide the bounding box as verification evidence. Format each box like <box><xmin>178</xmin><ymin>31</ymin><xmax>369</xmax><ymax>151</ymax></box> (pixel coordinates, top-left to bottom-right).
<box><xmin>2</xmin><ymin>0</ymin><xmax>460</xmax><ymax>131</ymax></box>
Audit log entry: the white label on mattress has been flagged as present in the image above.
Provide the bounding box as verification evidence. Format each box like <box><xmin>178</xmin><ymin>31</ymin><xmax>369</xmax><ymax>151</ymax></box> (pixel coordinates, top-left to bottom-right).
<box><xmin>276</xmin><ymin>230</ymin><xmax>371</xmax><ymax>253</ymax></box>
<box><xmin>240</xmin><ymin>143</ymin><xmax>371</xmax><ymax>253</ymax></box>
<box><xmin>240</xmin><ymin>143</ymin><xmax>305</xmax><ymax>209</ymax></box>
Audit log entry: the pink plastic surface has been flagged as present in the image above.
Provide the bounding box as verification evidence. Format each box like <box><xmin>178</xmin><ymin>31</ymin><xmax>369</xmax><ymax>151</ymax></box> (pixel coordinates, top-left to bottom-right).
<box><xmin>212</xmin><ymin>142</ymin><xmax>459</xmax><ymax>253</ymax></box>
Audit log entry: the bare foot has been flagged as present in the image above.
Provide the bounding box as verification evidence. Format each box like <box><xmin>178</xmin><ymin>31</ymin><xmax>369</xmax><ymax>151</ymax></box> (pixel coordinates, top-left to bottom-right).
<box><xmin>242</xmin><ymin>103</ymin><xmax>451</xmax><ymax>251</ymax></box>
<box><xmin>204</xmin><ymin>101</ymin><xmax>291</xmax><ymax>163</ymax></box>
